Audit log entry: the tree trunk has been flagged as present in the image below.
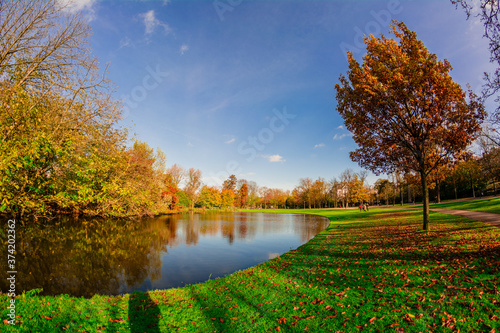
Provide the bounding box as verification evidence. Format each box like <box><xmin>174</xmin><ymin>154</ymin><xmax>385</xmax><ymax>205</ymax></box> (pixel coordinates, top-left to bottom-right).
<box><xmin>437</xmin><ymin>180</ymin><xmax>441</xmax><ymax>203</ymax></box>
<box><xmin>393</xmin><ymin>182</ymin><xmax>396</xmax><ymax>206</ymax></box>
<box><xmin>400</xmin><ymin>184</ymin><xmax>404</xmax><ymax>206</ymax></box>
<box><xmin>421</xmin><ymin>172</ymin><xmax>429</xmax><ymax>232</ymax></box>
<box><xmin>407</xmin><ymin>184</ymin><xmax>412</xmax><ymax>204</ymax></box>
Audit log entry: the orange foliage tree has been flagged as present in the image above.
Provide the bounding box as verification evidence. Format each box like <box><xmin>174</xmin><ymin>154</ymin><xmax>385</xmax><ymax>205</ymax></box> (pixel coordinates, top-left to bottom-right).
<box><xmin>221</xmin><ymin>189</ymin><xmax>235</xmax><ymax>208</ymax></box>
<box><xmin>237</xmin><ymin>183</ymin><xmax>249</xmax><ymax>208</ymax></box>
<box><xmin>335</xmin><ymin>21</ymin><xmax>485</xmax><ymax>231</ymax></box>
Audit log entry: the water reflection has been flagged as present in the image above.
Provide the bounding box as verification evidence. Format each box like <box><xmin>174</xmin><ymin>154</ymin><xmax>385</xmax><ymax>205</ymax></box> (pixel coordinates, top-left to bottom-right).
<box><xmin>0</xmin><ymin>213</ymin><xmax>329</xmax><ymax>297</ymax></box>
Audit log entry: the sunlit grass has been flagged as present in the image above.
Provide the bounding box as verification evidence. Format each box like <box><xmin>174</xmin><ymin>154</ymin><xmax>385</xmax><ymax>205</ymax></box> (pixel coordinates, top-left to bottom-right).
<box><xmin>429</xmin><ymin>196</ymin><xmax>500</xmax><ymax>214</ymax></box>
<box><xmin>1</xmin><ymin>208</ymin><xmax>499</xmax><ymax>331</ymax></box>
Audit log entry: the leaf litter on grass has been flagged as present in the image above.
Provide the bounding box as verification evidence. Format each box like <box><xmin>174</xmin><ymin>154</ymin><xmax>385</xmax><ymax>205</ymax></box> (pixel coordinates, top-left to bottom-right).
<box><xmin>1</xmin><ymin>208</ymin><xmax>499</xmax><ymax>332</ymax></box>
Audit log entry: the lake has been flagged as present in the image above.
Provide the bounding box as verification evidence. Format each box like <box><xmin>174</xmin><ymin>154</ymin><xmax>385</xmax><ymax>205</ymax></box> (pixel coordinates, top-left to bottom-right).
<box><xmin>0</xmin><ymin>212</ymin><xmax>329</xmax><ymax>297</ymax></box>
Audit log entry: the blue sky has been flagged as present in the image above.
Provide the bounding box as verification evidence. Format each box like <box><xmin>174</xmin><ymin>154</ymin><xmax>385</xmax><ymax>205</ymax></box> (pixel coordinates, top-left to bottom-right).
<box><xmin>68</xmin><ymin>0</ymin><xmax>495</xmax><ymax>190</ymax></box>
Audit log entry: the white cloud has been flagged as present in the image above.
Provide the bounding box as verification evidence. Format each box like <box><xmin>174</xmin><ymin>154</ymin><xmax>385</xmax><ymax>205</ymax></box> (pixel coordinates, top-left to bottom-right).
<box><xmin>58</xmin><ymin>0</ymin><xmax>95</xmax><ymax>11</ymax></box>
<box><xmin>119</xmin><ymin>37</ymin><xmax>132</xmax><ymax>49</ymax></box>
<box><xmin>238</xmin><ymin>172</ymin><xmax>256</xmax><ymax>178</ymax></box>
<box><xmin>336</xmin><ymin>125</ymin><xmax>344</xmax><ymax>130</ymax></box>
<box><xmin>314</xmin><ymin>143</ymin><xmax>325</xmax><ymax>148</ymax></box>
<box><xmin>139</xmin><ymin>10</ymin><xmax>171</xmax><ymax>35</ymax></box>
<box><xmin>180</xmin><ymin>44</ymin><xmax>189</xmax><ymax>55</ymax></box>
<box><xmin>225</xmin><ymin>137</ymin><xmax>235</xmax><ymax>144</ymax></box>
<box><xmin>264</xmin><ymin>154</ymin><xmax>285</xmax><ymax>163</ymax></box>
<box><xmin>333</xmin><ymin>134</ymin><xmax>349</xmax><ymax>140</ymax></box>
<box><xmin>57</xmin><ymin>0</ymin><xmax>96</xmax><ymax>20</ymax></box>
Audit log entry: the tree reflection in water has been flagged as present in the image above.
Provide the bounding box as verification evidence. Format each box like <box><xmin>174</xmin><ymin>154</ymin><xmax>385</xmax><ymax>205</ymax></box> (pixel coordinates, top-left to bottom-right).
<box><xmin>0</xmin><ymin>213</ymin><xmax>328</xmax><ymax>297</ymax></box>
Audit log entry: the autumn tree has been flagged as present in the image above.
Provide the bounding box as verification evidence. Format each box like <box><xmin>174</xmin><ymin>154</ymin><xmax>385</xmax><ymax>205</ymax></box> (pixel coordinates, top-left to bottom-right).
<box><xmin>240</xmin><ymin>180</ymin><xmax>259</xmax><ymax>207</ymax></box>
<box><xmin>222</xmin><ymin>174</ymin><xmax>237</xmax><ymax>191</ymax></box>
<box><xmin>258</xmin><ymin>187</ymin><xmax>270</xmax><ymax>209</ymax></box>
<box><xmin>311</xmin><ymin>178</ymin><xmax>328</xmax><ymax>208</ymax></box>
<box><xmin>298</xmin><ymin>178</ymin><xmax>313</xmax><ymax>209</ymax></box>
<box><xmin>328</xmin><ymin>178</ymin><xmax>341</xmax><ymax>208</ymax></box>
<box><xmin>221</xmin><ymin>189</ymin><xmax>235</xmax><ymax>208</ymax></box>
<box><xmin>158</xmin><ymin>164</ymin><xmax>182</xmax><ymax>211</ymax></box>
<box><xmin>350</xmin><ymin>176</ymin><xmax>369</xmax><ymax>205</ymax></box>
<box><xmin>267</xmin><ymin>188</ymin><xmax>288</xmax><ymax>208</ymax></box>
<box><xmin>198</xmin><ymin>186</ymin><xmax>222</xmax><ymax>208</ymax></box>
<box><xmin>338</xmin><ymin>169</ymin><xmax>356</xmax><ymax>208</ymax></box>
<box><xmin>160</xmin><ymin>164</ymin><xmax>185</xmax><ymax>211</ymax></box>
<box><xmin>238</xmin><ymin>183</ymin><xmax>249</xmax><ymax>208</ymax></box>
<box><xmin>0</xmin><ymin>0</ymin><xmax>127</xmax><ymax>216</ymax></box>
<box><xmin>335</xmin><ymin>21</ymin><xmax>485</xmax><ymax>230</ymax></box>
<box><xmin>426</xmin><ymin>163</ymin><xmax>457</xmax><ymax>204</ymax></box>
<box><xmin>120</xmin><ymin>141</ymin><xmax>159</xmax><ymax>214</ymax></box>
<box><xmin>184</xmin><ymin>168</ymin><xmax>202</xmax><ymax>210</ymax></box>
<box><xmin>166</xmin><ymin>164</ymin><xmax>185</xmax><ymax>188</ymax></box>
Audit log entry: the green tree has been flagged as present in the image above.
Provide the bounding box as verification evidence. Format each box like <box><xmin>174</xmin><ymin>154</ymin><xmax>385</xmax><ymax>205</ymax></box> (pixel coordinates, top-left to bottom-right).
<box><xmin>375</xmin><ymin>179</ymin><xmax>394</xmax><ymax>205</ymax></box>
<box><xmin>455</xmin><ymin>158</ymin><xmax>488</xmax><ymax>198</ymax></box>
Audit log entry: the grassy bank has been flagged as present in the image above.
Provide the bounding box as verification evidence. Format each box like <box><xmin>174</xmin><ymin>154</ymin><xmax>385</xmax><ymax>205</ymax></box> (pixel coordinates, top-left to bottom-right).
<box><xmin>429</xmin><ymin>196</ymin><xmax>500</xmax><ymax>214</ymax></box>
<box><xmin>1</xmin><ymin>208</ymin><xmax>499</xmax><ymax>332</ymax></box>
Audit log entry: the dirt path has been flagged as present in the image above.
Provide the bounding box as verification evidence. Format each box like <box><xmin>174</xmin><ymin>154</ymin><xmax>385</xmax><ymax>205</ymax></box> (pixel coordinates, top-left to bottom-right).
<box><xmin>431</xmin><ymin>208</ymin><xmax>500</xmax><ymax>228</ymax></box>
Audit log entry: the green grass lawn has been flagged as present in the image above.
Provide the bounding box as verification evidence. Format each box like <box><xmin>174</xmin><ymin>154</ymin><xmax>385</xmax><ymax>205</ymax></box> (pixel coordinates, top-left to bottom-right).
<box><xmin>430</xmin><ymin>196</ymin><xmax>500</xmax><ymax>214</ymax></box>
<box><xmin>1</xmin><ymin>208</ymin><xmax>499</xmax><ymax>332</ymax></box>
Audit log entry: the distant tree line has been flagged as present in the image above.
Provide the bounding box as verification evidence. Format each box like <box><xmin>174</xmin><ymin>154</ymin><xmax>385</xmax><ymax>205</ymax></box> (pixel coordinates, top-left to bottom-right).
<box><xmin>1</xmin><ymin>1</ymin><xmax>499</xmax><ymax>220</ymax></box>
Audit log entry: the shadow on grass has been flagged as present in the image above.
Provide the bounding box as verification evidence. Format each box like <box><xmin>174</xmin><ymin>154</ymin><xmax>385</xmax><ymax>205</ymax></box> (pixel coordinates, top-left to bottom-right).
<box><xmin>105</xmin><ymin>302</ymin><xmax>127</xmax><ymax>333</ymax></box>
<box><xmin>129</xmin><ymin>292</ymin><xmax>161</xmax><ymax>333</ymax></box>
<box><xmin>187</xmin><ymin>283</ymin><xmax>269</xmax><ymax>332</ymax></box>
